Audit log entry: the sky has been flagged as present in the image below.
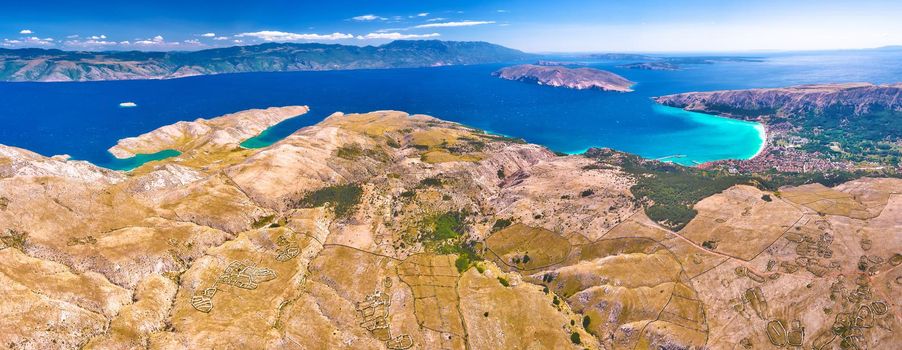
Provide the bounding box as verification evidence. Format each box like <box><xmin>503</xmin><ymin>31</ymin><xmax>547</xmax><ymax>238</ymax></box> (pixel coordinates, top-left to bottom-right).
<box><xmin>2</xmin><ymin>0</ymin><xmax>901</xmax><ymax>53</ymax></box>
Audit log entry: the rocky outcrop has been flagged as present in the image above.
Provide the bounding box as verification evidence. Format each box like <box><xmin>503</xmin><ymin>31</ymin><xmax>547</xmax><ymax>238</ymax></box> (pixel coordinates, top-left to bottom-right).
<box><xmin>0</xmin><ymin>145</ymin><xmax>124</xmax><ymax>183</ymax></box>
<box><xmin>655</xmin><ymin>83</ymin><xmax>902</xmax><ymax>119</ymax></box>
<box><xmin>493</xmin><ymin>64</ymin><xmax>635</xmax><ymax>92</ymax></box>
<box><xmin>108</xmin><ymin>106</ymin><xmax>308</xmax><ymax>158</ymax></box>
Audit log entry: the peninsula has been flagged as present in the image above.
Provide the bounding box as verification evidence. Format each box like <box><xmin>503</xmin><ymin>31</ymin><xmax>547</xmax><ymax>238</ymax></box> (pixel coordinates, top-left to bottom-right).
<box><xmin>492</xmin><ymin>64</ymin><xmax>635</xmax><ymax>92</ymax></box>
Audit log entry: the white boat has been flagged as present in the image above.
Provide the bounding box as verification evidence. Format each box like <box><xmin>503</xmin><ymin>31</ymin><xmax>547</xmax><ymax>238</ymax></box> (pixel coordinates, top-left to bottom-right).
<box><xmin>119</xmin><ymin>102</ymin><xmax>138</xmax><ymax>108</ymax></box>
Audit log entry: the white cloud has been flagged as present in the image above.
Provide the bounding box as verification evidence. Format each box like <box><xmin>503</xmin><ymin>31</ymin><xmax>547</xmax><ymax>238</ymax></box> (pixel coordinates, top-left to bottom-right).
<box><xmin>352</xmin><ymin>14</ymin><xmax>386</xmax><ymax>21</ymax></box>
<box><xmin>213</xmin><ymin>36</ymin><xmax>230</xmax><ymax>41</ymax></box>
<box><xmin>19</xmin><ymin>29</ymin><xmax>33</xmax><ymax>34</ymax></box>
<box><xmin>236</xmin><ymin>30</ymin><xmax>354</xmax><ymax>41</ymax></box>
<box><xmin>64</xmin><ymin>39</ymin><xmax>117</xmax><ymax>48</ymax></box>
<box><xmin>414</xmin><ymin>20</ymin><xmax>495</xmax><ymax>28</ymax></box>
<box><xmin>89</xmin><ymin>35</ymin><xmax>107</xmax><ymax>40</ymax></box>
<box><xmin>3</xmin><ymin>36</ymin><xmax>54</xmax><ymax>46</ymax></box>
<box><xmin>184</xmin><ymin>39</ymin><xmax>202</xmax><ymax>44</ymax></box>
<box><xmin>426</xmin><ymin>17</ymin><xmax>447</xmax><ymax>22</ymax></box>
<box><xmin>233</xmin><ymin>39</ymin><xmax>243</xmax><ymax>44</ymax></box>
<box><xmin>134</xmin><ymin>35</ymin><xmax>166</xmax><ymax>45</ymax></box>
<box><xmin>357</xmin><ymin>32</ymin><xmax>440</xmax><ymax>40</ymax></box>
<box><xmin>66</xmin><ymin>34</ymin><xmax>79</xmax><ymax>39</ymax></box>
<box><xmin>200</xmin><ymin>32</ymin><xmax>216</xmax><ymax>37</ymax></box>
<box><xmin>497</xmin><ymin>10</ymin><xmax>509</xmax><ymax>13</ymax></box>
<box><xmin>417</xmin><ymin>12</ymin><xmax>429</xmax><ymax>17</ymax></box>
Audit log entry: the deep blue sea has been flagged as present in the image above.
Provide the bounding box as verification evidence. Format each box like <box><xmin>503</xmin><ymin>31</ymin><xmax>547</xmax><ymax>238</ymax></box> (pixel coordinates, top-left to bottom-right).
<box><xmin>1</xmin><ymin>48</ymin><xmax>901</xmax><ymax>170</ymax></box>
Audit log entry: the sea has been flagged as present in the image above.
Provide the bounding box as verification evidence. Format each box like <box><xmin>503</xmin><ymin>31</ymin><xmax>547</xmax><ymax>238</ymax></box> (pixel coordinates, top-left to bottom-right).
<box><xmin>1</xmin><ymin>48</ymin><xmax>901</xmax><ymax>170</ymax></box>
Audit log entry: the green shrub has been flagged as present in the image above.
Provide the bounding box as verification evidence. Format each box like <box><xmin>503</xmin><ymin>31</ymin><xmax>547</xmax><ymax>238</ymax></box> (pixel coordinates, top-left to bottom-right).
<box><xmin>570</xmin><ymin>332</ymin><xmax>581</xmax><ymax>345</ymax></box>
<box><xmin>491</xmin><ymin>218</ymin><xmax>512</xmax><ymax>232</ymax></box>
<box><xmin>292</xmin><ymin>184</ymin><xmax>363</xmax><ymax>218</ymax></box>
<box><xmin>498</xmin><ymin>277</ymin><xmax>510</xmax><ymax>287</ymax></box>
<box><xmin>419</xmin><ymin>177</ymin><xmax>443</xmax><ymax>187</ymax></box>
<box><xmin>336</xmin><ymin>144</ymin><xmax>364</xmax><ymax>160</ymax></box>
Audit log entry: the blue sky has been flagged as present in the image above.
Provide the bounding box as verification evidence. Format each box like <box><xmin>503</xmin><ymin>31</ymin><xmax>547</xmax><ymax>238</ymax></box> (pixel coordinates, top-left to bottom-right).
<box><xmin>2</xmin><ymin>0</ymin><xmax>901</xmax><ymax>52</ymax></box>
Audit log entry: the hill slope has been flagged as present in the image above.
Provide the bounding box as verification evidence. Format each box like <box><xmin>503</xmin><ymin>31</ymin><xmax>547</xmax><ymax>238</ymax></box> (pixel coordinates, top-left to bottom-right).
<box><xmin>0</xmin><ymin>106</ymin><xmax>899</xmax><ymax>349</ymax></box>
<box><xmin>0</xmin><ymin>40</ymin><xmax>534</xmax><ymax>82</ymax></box>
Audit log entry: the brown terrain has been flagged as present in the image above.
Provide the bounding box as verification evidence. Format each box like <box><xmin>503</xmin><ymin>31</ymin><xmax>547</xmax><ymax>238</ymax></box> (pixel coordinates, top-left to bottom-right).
<box><xmin>0</xmin><ymin>106</ymin><xmax>899</xmax><ymax>349</ymax></box>
<box><xmin>493</xmin><ymin>64</ymin><xmax>635</xmax><ymax>92</ymax></box>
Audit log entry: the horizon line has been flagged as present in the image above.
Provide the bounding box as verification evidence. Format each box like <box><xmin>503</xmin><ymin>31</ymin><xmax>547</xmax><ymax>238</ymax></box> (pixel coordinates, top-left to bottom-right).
<box><xmin>1</xmin><ymin>40</ymin><xmax>900</xmax><ymax>55</ymax></box>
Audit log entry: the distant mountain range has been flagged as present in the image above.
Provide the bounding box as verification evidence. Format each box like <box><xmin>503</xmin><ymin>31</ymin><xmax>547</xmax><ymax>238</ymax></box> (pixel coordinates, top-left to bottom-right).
<box><xmin>0</xmin><ymin>40</ymin><xmax>534</xmax><ymax>82</ymax></box>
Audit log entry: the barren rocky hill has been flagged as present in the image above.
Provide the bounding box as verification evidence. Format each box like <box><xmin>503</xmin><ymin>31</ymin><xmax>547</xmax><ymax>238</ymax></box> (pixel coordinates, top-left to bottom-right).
<box><xmin>493</xmin><ymin>64</ymin><xmax>635</xmax><ymax>92</ymax></box>
<box><xmin>0</xmin><ymin>107</ymin><xmax>899</xmax><ymax>349</ymax></box>
<box><xmin>655</xmin><ymin>83</ymin><xmax>902</xmax><ymax>118</ymax></box>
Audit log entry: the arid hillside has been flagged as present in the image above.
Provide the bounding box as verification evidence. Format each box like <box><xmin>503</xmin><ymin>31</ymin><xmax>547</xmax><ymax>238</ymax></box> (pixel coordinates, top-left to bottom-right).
<box><xmin>0</xmin><ymin>107</ymin><xmax>899</xmax><ymax>349</ymax></box>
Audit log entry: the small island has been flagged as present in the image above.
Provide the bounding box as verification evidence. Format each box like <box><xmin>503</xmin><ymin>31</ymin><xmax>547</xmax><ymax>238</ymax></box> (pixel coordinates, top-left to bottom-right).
<box><xmin>619</xmin><ymin>62</ymin><xmax>681</xmax><ymax>71</ymax></box>
<box><xmin>492</xmin><ymin>64</ymin><xmax>635</xmax><ymax>92</ymax></box>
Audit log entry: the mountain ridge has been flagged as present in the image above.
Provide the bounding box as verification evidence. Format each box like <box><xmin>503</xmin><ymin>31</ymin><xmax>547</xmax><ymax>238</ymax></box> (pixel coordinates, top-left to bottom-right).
<box><xmin>0</xmin><ymin>40</ymin><xmax>534</xmax><ymax>82</ymax></box>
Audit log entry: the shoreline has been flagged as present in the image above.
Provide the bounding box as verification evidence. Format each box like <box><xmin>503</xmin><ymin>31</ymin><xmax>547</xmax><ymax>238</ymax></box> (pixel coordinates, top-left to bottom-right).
<box><xmin>749</xmin><ymin>123</ymin><xmax>768</xmax><ymax>159</ymax></box>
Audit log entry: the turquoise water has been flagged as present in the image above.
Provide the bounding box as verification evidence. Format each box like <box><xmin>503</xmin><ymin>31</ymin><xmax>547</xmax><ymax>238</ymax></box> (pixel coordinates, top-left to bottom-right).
<box><xmin>1</xmin><ymin>48</ymin><xmax>900</xmax><ymax>170</ymax></box>
<box><xmin>96</xmin><ymin>149</ymin><xmax>182</xmax><ymax>171</ymax></box>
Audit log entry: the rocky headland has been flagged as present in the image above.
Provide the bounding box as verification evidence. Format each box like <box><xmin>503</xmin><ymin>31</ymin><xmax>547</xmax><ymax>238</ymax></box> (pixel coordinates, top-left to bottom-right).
<box><xmin>493</xmin><ymin>64</ymin><xmax>635</xmax><ymax>92</ymax></box>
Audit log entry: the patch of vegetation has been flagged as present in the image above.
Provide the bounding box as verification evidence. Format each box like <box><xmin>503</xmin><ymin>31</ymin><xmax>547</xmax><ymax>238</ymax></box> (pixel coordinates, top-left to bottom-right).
<box><xmin>252</xmin><ymin>214</ymin><xmax>276</xmax><ymax>229</ymax></box>
<box><xmin>795</xmin><ymin>107</ymin><xmax>902</xmax><ymax>165</ymax></box>
<box><xmin>580</xmin><ymin>189</ymin><xmax>595</xmax><ymax>197</ymax></box>
<box><xmin>582</xmin><ymin>315</ymin><xmax>591</xmax><ymax>329</ymax></box>
<box><xmin>290</xmin><ymin>184</ymin><xmax>363</xmax><ymax>218</ymax></box>
<box><xmin>542</xmin><ymin>273</ymin><xmax>555</xmax><ymax>283</ymax></box>
<box><xmin>761</xmin><ymin>194</ymin><xmax>772</xmax><ymax>202</ymax></box>
<box><xmin>430</xmin><ymin>211</ymin><xmax>466</xmax><ymax>240</ymax></box>
<box><xmin>419</xmin><ymin>177</ymin><xmax>443</xmax><ymax>187</ymax></box>
<box><xmin>612</xmin><ymin>154</ymin><xmax>756</xmax><ymax>230</ymax></box>
<box><xmin>491</xmin><ymin>218</ymin><xmax>512</xmax><ymax>232</ymax></box>
<box><xmin>420</xmin><ymin>211</ymin><xmax>483</xmax><ymax>272</ymax></box>
<box><xmin>336</xmin><ymin>143</ymin><xmax>390</xmax><ymax>162</ymax></box>
<box><xmin>570</xmin><ymin>332</ymin><xmax>582</xmax><ymax>345</ymax></box>
<box><xmin>336</xmin><ymin>143</ymin><xmax>364</xmax><ymax>160</ymax></box>
<box><xmin>702</xmin><ymin>240</ymin><xmax>718</xmax><ymax>250</ymax></box>
<box><xmin>0</xmin><ymin>229</ymin><xmax>27</xmax><ymax>250</ymax></box>
<box><xmin>483</xmin><ymin>133</ymin><xmax>526</xmax><ymax>144</ymax></box>
<box><xmin>497</xmin><ymin>277</ymin><xmax>510</xmax><ymax>287</ymax></box>
<box><xmin>447</xmin><ymin>136</ymin><xmax>488</xmax><ymax>154</ymax></box>
<box><xmin>586</xmin><ymin>149</ymin><xmax>899</xmax><ymax>230</ymax></box>
<box><xmin>399</xmin><ymin>190</ymin><xmax>416</xmax><ymax>198</ymax></box>
<box><xmin>497</xmin><ymin>168</ymin><xmax>506</xmax><ymax>179</ymax></box>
